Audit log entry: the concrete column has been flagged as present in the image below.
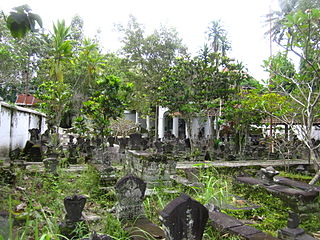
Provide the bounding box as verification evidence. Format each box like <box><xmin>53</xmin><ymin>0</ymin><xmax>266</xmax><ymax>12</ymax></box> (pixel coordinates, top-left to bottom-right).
<box><xmin>135</xmin><ymin>111</ymin><xmax>139</xmax><ymax>124</ymax></box>
<box><xmin>191</xmin><ymin>118</ymin><xmax>199</xmax><ymax>139</ymax></box>
<box><xmin>146</xmin><ymin>115</ymin><xmax>150</xmax><ymax>131</ymax></box>
<box><xmin>205</xmin><ymin>116</ymin><xmax>212</xmax><ymax>138</ymax></box>
<box><xmin>172</xmin><ymin>117</ymin><xmax>179</xmax><ymax>138</ymax></box>
<box><xmin>158</xmin><ymin>106</ymin><xmax>169</xmax><ymax>140</ymax></box>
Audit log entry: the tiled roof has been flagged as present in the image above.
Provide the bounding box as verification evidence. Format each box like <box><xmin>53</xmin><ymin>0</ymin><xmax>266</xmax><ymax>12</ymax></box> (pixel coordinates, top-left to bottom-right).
<box><xmin>15</xmin><ymin>94</ymin><xmax>39</xmax><ymax>106</ymax></box>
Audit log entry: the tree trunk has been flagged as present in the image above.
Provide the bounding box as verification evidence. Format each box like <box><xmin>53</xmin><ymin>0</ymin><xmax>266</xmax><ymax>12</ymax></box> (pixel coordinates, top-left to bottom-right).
<box><xmin>309</xmin><ymin>149</ymin><xmax>320</xmax><ymax>185</ymax></box>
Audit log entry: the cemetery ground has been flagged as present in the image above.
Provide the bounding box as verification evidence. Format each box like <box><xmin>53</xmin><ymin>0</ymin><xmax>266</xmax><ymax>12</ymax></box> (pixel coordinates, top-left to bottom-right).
<box><xmin>1</xmin><ymin>158</ymin><xmax>320</xmax><ymax>240</ymax></box>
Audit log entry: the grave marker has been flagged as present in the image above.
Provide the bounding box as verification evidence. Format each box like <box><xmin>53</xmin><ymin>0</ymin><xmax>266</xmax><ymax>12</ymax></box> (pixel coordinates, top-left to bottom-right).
<box><xmin>115</xmin><ymin>175</ymin><xmax>146</xmax><ymax>221</ymax></box>
<box><xmin>160</xmin><ymin>193</ymin><xmax>208</xmax><ymax>240</ymax></box>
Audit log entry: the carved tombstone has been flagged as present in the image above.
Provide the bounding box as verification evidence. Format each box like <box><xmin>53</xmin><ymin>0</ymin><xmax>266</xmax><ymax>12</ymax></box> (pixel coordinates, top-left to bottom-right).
<box><xmin>118</xmin><ymin>138</ymin><xmax>128</xmax><ymax>153</ymax></box>
<box><xmin>29</xmin><ymin>128</ymin><xmax>41</xmax><ymax>142</ymax></box>
<box><xmin>160</xmin><ymin>193</ymin><xmax>208</xmax><ymax>240</ymax></box>
<box><xmin>129</xmin><ymin>133</ymin><xmax>143</xmax><ymax>150</ymax></box>
<box><xmin>278</xmin><ymin>211</ymin><xmax>310</xmax><ymax>240</ymax></box>
<box><xmin>115</xmin><ymin>175</ymin><xmax>146</xmax><ymax>221</ymax></box>
<box><xmin>60</xmin><ymin>195</ymin><xmax>88</xmax><ymax>239</ymax></box>
<box><xmin>64</xmin><ymin>195</ymin><xmax>87</xmax><ymax>223</ymax></box>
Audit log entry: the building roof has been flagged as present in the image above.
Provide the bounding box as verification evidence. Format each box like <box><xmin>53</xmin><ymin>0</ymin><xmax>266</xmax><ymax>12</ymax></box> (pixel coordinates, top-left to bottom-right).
<box><xmin>15</xmin><ymin>94</ymin><xmax>39</xmax><ymax>106</ymax></box>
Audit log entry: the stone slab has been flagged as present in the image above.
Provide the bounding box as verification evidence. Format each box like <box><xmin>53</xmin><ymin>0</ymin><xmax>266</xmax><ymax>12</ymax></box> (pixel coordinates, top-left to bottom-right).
<box><xmin>266</xmin><ymin>185</ymin><xmax>318</xmax><ymax>202</ymax></box>
<box><xmin>124</xmin><ymin>217</ymin><xmax>165</xmax><ymax>240</ymax></box>
<box><xmin>236</xmin><ymin>176</ymin><xmax>264</xmax><ymax>186</ymax></box>
<box><xmin>247</xmin><ymin>232</ymin><xmax>279</xmax><ymax>240</ymax></box>
<box><xmin>229</xmin><ymin>225</ymin><xmax>262</xmax><ymax>238</ymax></box>
<box><xmin>274</xmin><ymin>177</ymin><xmax>320</xmax><ymax>192</ymax></box>
<box><xmin>209</xmin><ymin>211</ymin><xmax>243</xmax><ymax>231</ymax></box>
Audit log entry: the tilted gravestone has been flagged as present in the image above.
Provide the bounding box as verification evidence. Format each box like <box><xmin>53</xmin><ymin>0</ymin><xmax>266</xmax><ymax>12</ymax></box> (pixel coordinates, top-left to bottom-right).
<box><xmin>115</xmin><ymin>175</ymin><xmax>146</xmax><ymax>221</ymax></box>
<box><xmin>160</xmin><ymin>193</ymin><xmax>209</xmax><ymax>240</ymax></box>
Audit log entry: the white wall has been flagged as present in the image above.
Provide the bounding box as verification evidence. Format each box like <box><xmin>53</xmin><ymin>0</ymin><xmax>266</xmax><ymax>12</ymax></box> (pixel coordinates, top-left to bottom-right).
<box><xmin>0</xmin><ymin>101</ymin><xmax>47</xmax><ymax>158</ymax></box>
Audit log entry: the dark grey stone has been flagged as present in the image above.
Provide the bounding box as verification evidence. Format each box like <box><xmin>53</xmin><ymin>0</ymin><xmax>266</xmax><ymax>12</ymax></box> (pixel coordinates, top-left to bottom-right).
<box><xmin>278</xmin><ymin>227</ymin><xmax>305</xmax><ymax>240</ymax></box>
<box><xmin>115</xmin><ymin>175</ymin><xmax>146</xmax><ymax>221</ymax></box>
<box><xmin>287</xmin><ymin>211</ymin><xmax>299</xmax><ymax>229</ymax></box>
<box><xmin>64</xmin><ymin>195</ymin><xmax>86</xmax><ymax>222</ymax></box>
<box><xmin>228</xmin><ymin>225</ymin><xmax>261</xmax><ymax>238</ymax></box>
<box><xmin>209</xmin><ymin>211</ymin><xmax>243</xmax><ymax>231</ymax></box>
<box><xmin>160</xmin><ymin>193</ymin><xmax>208</xmax><ymax>240</ymax></box>
<box><xmin>247</xmin><ymin>232</ymin><xmax>280</xmax><ymax>240</ymax></box>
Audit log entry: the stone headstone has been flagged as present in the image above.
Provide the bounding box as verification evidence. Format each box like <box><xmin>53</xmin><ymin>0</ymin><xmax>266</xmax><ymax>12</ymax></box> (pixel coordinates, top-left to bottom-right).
<box><xmin>43</xmin><ymin>157</ymin><xmax>59</xmax><ymax>175</ymax></box>
<box><xmin>60</xmin><ymin>195</ymin><xmax>88</xmax><ymax>239</ymax></box>
<box><xmin>107</xmin><ymin>136</ymin><xmax>115</xmax><ymax>147</ymax></box>
<box><xmin>64</xmin><ymin>195</ymin><xmax>86</xmax><ymax>222</ymax></box>
<box><xmin>29</xmin><ymin>128</ymin><xmax>40</xmax><ymax>142</ymax></box>
<box><xmin>118</xmin><ymin>138</ymin><xmax>128</xmax><ymax>153</ymax></box>
<box><xmin>278</xmin><ymin>211</ymin><xmax>317</xmax><ymax>240</ymax></box>
<box><xmin>287</xmin><ymin>211</ymin><xmax>300</xmax><ymax>229</ymax></box>
<box><xmin>115</xmin><ymin>175</ymin><xmax>146</xmax><ymax>221</ymax></box>
<box><xmin>129</xmin><ymin>133</ymin><xmax>143</xmax><ymax>150</ymax></box>
<box><xmin>185</xmin><ymin>138</ymin><xmax>191</xmax><ymax>150</ymax></box>
<box><xmin>160</xmin><ymin>193</ymin><xmax>208</xmax><ymax>240</ymax></box>
<box><xmin>154</xmin><ymin>140</ymin><xmax>163</xmax><ymax>153</ymax></box>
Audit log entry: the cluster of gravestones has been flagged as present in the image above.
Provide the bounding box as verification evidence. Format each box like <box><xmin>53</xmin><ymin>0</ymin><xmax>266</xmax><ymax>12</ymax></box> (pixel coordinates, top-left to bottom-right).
<box><xmin>54</xmin><ymin>174</ymin><xmax>318</xmax><ymax>240</ymax></box>
<box><xmin>9</xmin><ymin>128</ymin><xmax>59</xmax><ymax>163</ymax></box>
<box><xmin>58</xmin><ymin>175</ymin><xmax>209</xmax><ymax>240</ymax></box>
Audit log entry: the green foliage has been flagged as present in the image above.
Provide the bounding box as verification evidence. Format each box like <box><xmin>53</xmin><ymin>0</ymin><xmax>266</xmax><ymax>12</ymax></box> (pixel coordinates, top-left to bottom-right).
<box><xmin>82</xmin><ymin>75</ymin><xmax>132</xmax><ymax>144</ymax></box>
<box><xmin>117</xmin><ymin>15</ymin><xmax>187</xmax><ymax>114</ymax></box>
<box><xmin>4</xmin><ymin>5</ymin><xmax>42</xmax><ymax>39</ymax></box>
<box><xmin>36</xmin><ymin>80</ymin><xmax>72</xmax><ymax>127</ymax></box>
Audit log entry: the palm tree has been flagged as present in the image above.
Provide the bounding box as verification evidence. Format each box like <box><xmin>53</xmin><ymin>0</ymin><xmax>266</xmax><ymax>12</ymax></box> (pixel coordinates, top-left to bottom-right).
<box><xmin>206</xmin><ymin>20</ymin><xmax>230</xmax><ymax>56</ymax></box>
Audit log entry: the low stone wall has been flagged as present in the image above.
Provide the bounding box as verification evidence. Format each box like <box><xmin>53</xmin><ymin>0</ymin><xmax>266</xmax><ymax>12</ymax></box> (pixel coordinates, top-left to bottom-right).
<box><xmin>0</xmin><ymin>101</ymin><xmax>46</xmax><ymax>159</ymax></box>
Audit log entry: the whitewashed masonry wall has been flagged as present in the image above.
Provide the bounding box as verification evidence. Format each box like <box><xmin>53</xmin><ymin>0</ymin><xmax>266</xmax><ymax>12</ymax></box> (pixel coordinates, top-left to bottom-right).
<box><xmin>0</xmin><ymin>101</ymin><xmax>47</xmax><ymax>159</ymax></box>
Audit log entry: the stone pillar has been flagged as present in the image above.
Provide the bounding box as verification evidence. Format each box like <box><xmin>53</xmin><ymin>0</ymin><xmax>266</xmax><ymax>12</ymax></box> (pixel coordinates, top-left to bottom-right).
<box><xmin>205</xmin><ymin>116</ymin><xmax>212</xmax><ymax>139</ymax></box>
<box><xmin>172</xmin><ymin>117</ymin><xmax>179</xmax><ymax>138</ymax></box>
<box><xmin>191</xmin><ymin>118</ymin><xmax>199</xmax><ymax>139</ymax></box>
<box><xmin>135</xmin><ymin>111</ymin><xmax>139</xmax><ymax>124</ymax></box>
<box><xmin>146</xmin><ymin>115</ymin><xmax>150</xmax><ymax>132</ymax></box>
<box><xmin>158</xmin><ymin>106</ymin><xmax>168</xmax><ymax>140</ymax></box>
